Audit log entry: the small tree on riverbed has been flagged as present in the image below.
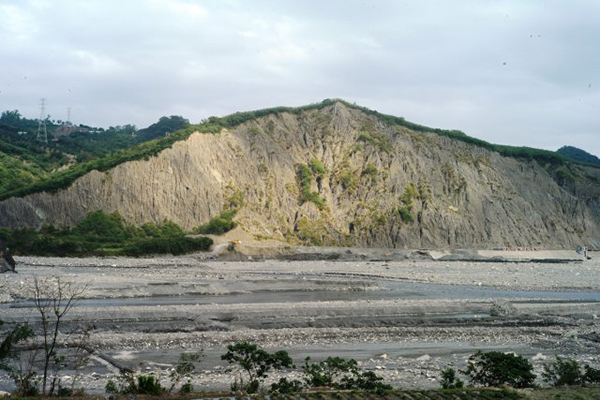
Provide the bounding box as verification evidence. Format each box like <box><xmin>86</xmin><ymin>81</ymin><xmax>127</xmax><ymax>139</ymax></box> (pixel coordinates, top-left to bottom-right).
<box><xmin>221</xmin><ymin>342</ymin><xmax>294</xmax><ymax>393</ymax></box>
<box><xmin>32</xmin><ymin>276</ymin><xmax>87</xmax><ymax>395</ymax></box>
<box><xmin>462</xmin><ymin>351</ymin><xmax>536</xmax><ymax>388</ymax></box>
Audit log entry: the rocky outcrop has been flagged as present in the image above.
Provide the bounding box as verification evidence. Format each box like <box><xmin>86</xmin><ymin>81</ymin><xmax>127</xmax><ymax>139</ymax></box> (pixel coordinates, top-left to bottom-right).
<box><xmin>1</xmin><ymin>102</ymin><xmax>599</xmax><ymax>249</ymax></box>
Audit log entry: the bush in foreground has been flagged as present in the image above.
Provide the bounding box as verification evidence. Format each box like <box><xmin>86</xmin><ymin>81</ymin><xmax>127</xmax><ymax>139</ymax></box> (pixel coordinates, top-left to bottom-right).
<box><xmin>440</xmin><ymin>367</ymin><xmax>464</xmax><ymax>389</ymax></box>
<box><xmin>543</xmin><ymin>357</ymin><xmax>600</xmax><ymax>387</ymax></box>
<box><xmin>221</xmin><ymin>342</ymin><xmax>294</xmax><ymax>393</ymax></box>
<box><xmin>301</xmin><ymin>356</ymin><xmax>391</xmax><ymax>392</ymax></box>
<box><xmin>462</xmin><ymin>351</ymin><xmax>536</xmax><ymax>388</ymax></box>
<box><xmin>106</xmin><ymin>372</ymin><xmax>164</xmax><ymax>395</ymax></box>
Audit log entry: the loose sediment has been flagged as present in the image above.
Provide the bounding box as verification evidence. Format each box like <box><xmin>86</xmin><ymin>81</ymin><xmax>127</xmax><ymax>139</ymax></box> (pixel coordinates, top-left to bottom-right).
<box><xmin>0</xmin><ymin>255</ymin><xmax>599</xmax><ymax>392</ymax></box>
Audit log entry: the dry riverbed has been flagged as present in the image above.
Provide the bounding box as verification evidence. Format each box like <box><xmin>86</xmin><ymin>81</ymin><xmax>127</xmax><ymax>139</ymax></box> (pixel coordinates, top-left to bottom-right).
<box><xmin>1</xmin><ymin>255</ymin><xmax>599</xmax><ymax>393</ymax></box>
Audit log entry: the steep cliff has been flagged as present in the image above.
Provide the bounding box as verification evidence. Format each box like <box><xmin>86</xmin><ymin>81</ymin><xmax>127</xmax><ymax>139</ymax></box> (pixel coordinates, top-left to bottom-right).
<box><xmin>1</xmin><ymin>102</ymin><xmax>599</xmax><ymax>249</ymax></box>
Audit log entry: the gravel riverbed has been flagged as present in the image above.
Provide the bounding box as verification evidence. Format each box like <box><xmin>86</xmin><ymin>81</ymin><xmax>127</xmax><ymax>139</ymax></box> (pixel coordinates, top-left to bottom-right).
<box><xmin>1</xmin><ymin>255</ymin><xmax>599</xmax><ymax>393</ymax></box>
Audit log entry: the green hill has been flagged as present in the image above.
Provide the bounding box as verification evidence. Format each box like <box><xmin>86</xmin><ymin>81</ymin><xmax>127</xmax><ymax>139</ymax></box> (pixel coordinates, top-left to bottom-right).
<box><xmin>557</xmin><ymin>145</ymin><xmax>600</xmax><ymax>166</ymax></box>
<box><xmin>0</xmin><ymin>110</ymin><xmax>190</xmax><ymax>200</ymax></box>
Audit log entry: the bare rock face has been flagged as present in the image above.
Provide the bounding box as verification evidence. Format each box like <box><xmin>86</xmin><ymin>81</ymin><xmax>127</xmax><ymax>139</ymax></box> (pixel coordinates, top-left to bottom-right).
<box><xmin>1</xmin><ymin>102</ymin><xmax>599</xmax><ymax>249</ymax></box>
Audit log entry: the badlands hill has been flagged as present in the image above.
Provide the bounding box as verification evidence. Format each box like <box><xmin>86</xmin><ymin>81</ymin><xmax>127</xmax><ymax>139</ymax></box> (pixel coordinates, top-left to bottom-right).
<box><xmin>1</xmin><ymin>100</ymin><xmax>599</xmax><ymax>249</ymax></box>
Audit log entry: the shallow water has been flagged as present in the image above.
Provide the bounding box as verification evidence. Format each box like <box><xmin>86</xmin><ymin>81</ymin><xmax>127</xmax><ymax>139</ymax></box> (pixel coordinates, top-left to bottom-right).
<box><xmin>4</xmin><ymin>278</ymin><xmax>599</xmax><ymax>308</ymax></box>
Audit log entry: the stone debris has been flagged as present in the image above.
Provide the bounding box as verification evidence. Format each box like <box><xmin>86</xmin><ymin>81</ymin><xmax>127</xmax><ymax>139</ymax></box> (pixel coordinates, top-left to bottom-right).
<box><xmin>0</xmin><ymin>256</ymin><xmax>599</xmax><ymax>393</ymax></box>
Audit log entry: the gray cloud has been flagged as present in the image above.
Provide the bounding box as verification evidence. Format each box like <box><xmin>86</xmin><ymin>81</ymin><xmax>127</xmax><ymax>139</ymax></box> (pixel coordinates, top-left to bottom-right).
<box><xmin>0</xmin><ymin>0</ymin><xmax>598</xmax><ymax>156</ymax></box>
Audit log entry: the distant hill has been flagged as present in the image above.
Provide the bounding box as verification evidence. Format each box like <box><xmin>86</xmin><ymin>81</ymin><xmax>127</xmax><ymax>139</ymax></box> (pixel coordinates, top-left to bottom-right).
<box><xmin>0</xmin><ymin>110</ymin><xmax>189</xmax><ymax>196</ymax></box>
<box><xmin>557</xmin><ymin>146</ymin><xmax>600</xmax><ymax>166</ymax></box>
<box><xmin>135</xmin><ymin>116</ymin><xmax>189</xmax><ymax>142</ymax></box>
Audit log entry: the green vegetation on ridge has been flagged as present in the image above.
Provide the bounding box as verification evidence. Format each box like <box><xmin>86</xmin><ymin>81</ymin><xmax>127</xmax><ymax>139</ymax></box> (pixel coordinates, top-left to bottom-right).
<box><xmin>557</xmin><ymin>145</ymin><xmax>600</xmax><ymax>166</ymax></box>
<box><xmin>211</xmin><ymin>98</ymin><xmax>592</xmax><ymax>168</ymax></box>
<box><xmin>0</xmin><ymin>111</ymin><xmax>191</xmax><ymax>200</ymax></box>
<box><xmin>0</xmin><ymin>124</ymin><xmax>207</xmax><ymax>201</ymax></box>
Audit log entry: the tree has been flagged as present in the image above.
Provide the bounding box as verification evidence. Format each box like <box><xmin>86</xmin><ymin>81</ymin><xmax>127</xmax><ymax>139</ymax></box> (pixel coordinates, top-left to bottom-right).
<box><xmin>0</xmin><ymin>110</ymin><xmax>22</xmax><ymax>124</ymax></box>
<box><xmin>462</xmin><ymin>351</ymin><xmax>536</xmax><ymax>388</ymax></box>
<box><xmin>303</xmin><ymin>356</ymin><xmax>357</xmax><ymax>388</ymax></box>
<box><xmin>32</xmin><ymin>276</ymin><xmax>87</xmax><ymax>395</ymax></box>
<box><xmin>221</xmin><ymin>342</ymin><xmax>293</xmax><ymax>393</ymax></box>
<box><xmin>73</xmin><ymin>210</ymin><xmax>127</xmax><ymax>241</ymax></box>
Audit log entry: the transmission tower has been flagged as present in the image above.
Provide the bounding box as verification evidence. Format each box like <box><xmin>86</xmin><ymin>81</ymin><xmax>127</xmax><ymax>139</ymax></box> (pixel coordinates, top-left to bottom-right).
<box><xmin>67</xmin><ymin>107</ymin><xmax>72</xmax><ymax>126</ymax></box>
<box><xmin>36</xmin><ymin>98</ymin><xmax>48</xmax><ymax>143</ymax></box>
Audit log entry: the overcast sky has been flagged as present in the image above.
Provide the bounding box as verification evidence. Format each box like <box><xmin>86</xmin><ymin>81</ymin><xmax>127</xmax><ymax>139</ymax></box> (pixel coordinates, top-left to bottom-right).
<box><xmin>1</xmin><ymin>0</ymin><xmax>598</xmax><ymax>156</ymax></box>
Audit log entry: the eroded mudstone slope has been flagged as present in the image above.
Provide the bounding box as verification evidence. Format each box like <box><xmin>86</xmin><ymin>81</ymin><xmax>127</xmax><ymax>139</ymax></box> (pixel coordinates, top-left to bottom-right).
<box><xmin>1</xmin><ymin>102</ymin><xmax>599</xmax><ymax>249</ymax></box>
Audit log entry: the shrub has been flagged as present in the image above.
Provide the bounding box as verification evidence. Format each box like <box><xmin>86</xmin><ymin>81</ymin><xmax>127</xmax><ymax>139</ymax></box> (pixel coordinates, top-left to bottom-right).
<box><xmin>154</xmin><ymin>219</ymin><xmax>186</xmax><ymax>238</ymax></box>
<box><xmin>270</xmin><ymin>377</ymin><xmax>304</xmax><ymax>394</ymax></box>
<box><xmin>399</xmin><ymin>207</ymin><xmax>413</xmax><ymax>223</ymax></box>
<box><xmin>402</xmin><ymin>184</ymin><xmax>418</xmax><ymax>206</ymax></box>
<box><xmin>56</xmin><ymin>386</ymin><xmax>73</xmax><ymax>397</ymax></box>
<box><xmin>462</xmin><ymin>351</ymin><xmax>536</xmax><ymax>388</ymax></box>
<box><xmin>554</xmin><ymin>166</ymin><xmax>576</xmax><ymax>183</ymax></box>
<box><xmin>440</xmin><ymin>367</ymin><xmax>464</xmax><ymax>389</ymax></box>
<box><xmin>303</xmin><ymin>356</ymin><xmax>357</xmax><ymax>388</ymax></box>
<box><xmin>302</xmin><ymin>356</ymin><xmax>391</xmax><ymax>391</ymax></box>
<box><xmin>169</xmin><ymin>350</ymin><xmax>203</xmax><ymax>393</ymax></box>
<box><xmin>105</xmin><ymin>371</ymin><xmax>136</xmax><ymax>394</ymax></box>
<box><xmin>295</xmin><ymin>216</ymin><xmax>324</xmax><ymax>246</ymax></box>
<box><xmin>0</xmin><ymin>320</ymin><xmax>36</xmax><ymax>396</ymax></box>
<box><xmin>193</xmin><ymin>209</ymin><xmax>237</xmax><ymax>235</ymax></box>
<box><xmin>122</xmin><ymin>236</ymin><xmax>212</xmax><ymax>256</ymax></box>
<box><xmin>105</xmin><ymin>380</ymin><xmax>118</xmax><ymax>394</ymax></box>
<box><xmin>357</xmin><ymin>131</ymin><xmax>392</xmax><ymax>153</ymax></box>
<box><xmin>221</xmin><ymin>342</ymin><xmax>294</xmax><ymax>393</ymax></box>
<box><xmin>179</xmin><ymin>382</ymin><xmax>193</xmax><ymax>393</ymax></box>
<box><xmin>341</xmin><ymin>370</ymin><xmax>391</xmax><ymax>391</ymax></box>
<box><xmin>137</xmin><ymin>374</ymin><xmax>164</xmax><ymax>395</ymax></box>
<box><xmin>361</xmin><ymin>163</ymin><xmax>378</xmax><ymax>177</ymax></box>
<box><xmin>2</xmin><ymin>210</ymin><xmax>211</xmax><ymax>257</ymax></box>
<box><xmin>296</xmin><ymin>164</ymin><xmax>326</xmax><ymax>209</ymax></box>
<box><xmin>543</xmin><ymin>357</ymin><xmax>600</xmax><ymax>387</ymax></box>
<box><xmin>339</xmin><ymin>171</ymin><xmax>358</xmax><ymax>191</ymax></box>
<box><xmin>584</xmin><ymin>365</ymin><xmax>600</xmax><ymax>384</ymax></box>
<box><xmin>543</xmin><ymin>357</ymin><xmax>583</xmax><ymax>386</ymax></box>
<box><xmin>106</xmin><ymin>371</ymin><xmax>164</xmax><ymax>395</ymax></box>
<box><xmin>73</xmin><ymin>210</ymin><xmax>127</xmax><ymax>241</ymax></box>
<box><xmin>309</xmin><ymin>158</ymin><xmax>326</xmax><ymax>176</ymax></box>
